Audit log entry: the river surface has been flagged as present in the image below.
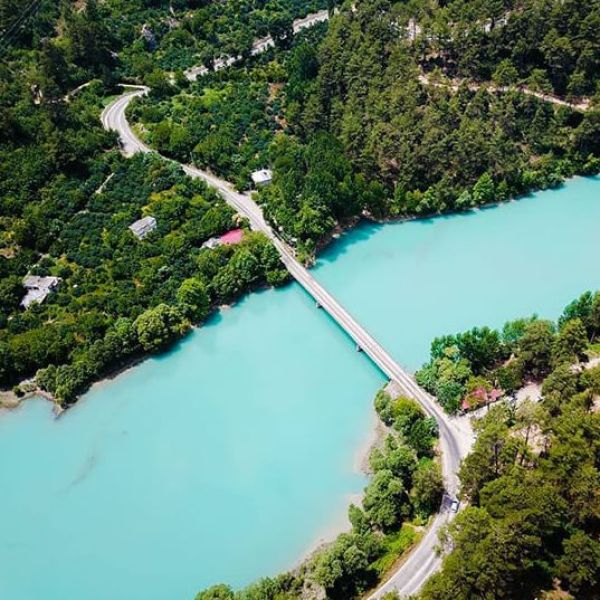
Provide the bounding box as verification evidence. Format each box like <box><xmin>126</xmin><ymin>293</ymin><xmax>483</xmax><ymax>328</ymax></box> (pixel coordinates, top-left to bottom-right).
<box><xmin>1</xmin><ymin>176</ymin><xmax>599</xmax><ymax>600</ymax></box>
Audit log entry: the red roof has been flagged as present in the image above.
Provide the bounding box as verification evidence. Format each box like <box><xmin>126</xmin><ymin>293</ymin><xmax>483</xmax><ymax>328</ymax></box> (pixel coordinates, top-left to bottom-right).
<box><xmin>219</xmin><ymin>229</ymin><xmax>244</xmax><ymax>245</ymax></box>
<box><xmin>490</xmin><ymin>389</ymin><xmax>503</xmax><ymax>401</ymax></box>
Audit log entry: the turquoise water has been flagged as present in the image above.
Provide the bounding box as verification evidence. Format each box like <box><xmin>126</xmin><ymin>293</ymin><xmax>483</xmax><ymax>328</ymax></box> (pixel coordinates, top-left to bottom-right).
<box><xmin>315</xmin><ymin>176</ymin><xmax>600</xmax><ymax>370</ymax></box>
<box><xmin>0</xmin><ymin>288</ymin><xmax>381</xmax><ymax>600</ymax></box>
<box><xmin>1</xmin><ymin>176</ymin><xmax>599</xmax><ymax>599</ymax></box>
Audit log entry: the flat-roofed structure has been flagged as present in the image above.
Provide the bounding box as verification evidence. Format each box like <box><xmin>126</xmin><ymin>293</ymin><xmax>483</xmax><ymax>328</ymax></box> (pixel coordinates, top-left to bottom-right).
<box><xmin>250</xmin><ymin>169</ymin><xmax>273</xmax><ymax>187</ymax></box>
<box><xmin>129</xmin><ymin>216</ymin><xmax>157</xmax><ymax>240</ymax></box>
<box><xmin>21</xmin><ymin>276</ymin><xmax>60</xmax><ymax>309</ymax></box>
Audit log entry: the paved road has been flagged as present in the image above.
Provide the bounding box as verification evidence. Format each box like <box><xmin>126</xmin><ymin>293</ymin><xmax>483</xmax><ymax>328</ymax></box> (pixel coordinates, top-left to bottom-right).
<box><xmin>102</xmin><ymin>85</ymin><xmax>472</xmax><ymax>598</ymax></box>
<box><xmin>185</xmin><ymin>9</ymin><xmax>330</xmax><ymax>81</ymax></box>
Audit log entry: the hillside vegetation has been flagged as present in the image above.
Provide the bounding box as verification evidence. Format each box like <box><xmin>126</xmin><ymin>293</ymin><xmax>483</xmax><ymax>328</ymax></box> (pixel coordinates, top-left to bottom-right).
<box><xmin>420</xmin><ymin>297</ymin><xmax>600</xmax><ymax>599</ymax></box>
<box><xmin>0</xmin><ymin>1</ymin><xmax>289</xmax><ymax>404</ymax></box>
<box><xmin>253</xmin><ymin>0</ymin><xmax>600</xmax><ymax>255</ymax></box>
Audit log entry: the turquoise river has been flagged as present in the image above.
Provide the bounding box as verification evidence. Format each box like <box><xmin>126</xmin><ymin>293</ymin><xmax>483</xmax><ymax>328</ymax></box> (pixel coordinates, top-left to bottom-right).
<box><xmin>1</xmin><ymin>176</ymin><xmax>599</xmax><ymax>599</ymax></box>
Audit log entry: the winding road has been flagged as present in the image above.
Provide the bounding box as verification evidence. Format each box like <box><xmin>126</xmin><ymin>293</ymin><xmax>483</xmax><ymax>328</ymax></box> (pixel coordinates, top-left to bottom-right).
<box><xmin>418</xmin><ymin>73</ymin><xmax>591</xmax><ymax>112</ymax></box>
<box><xmin>101</xmin><ymin>16</ymin><xmax>474</xmax><ymax>591</ymax></box>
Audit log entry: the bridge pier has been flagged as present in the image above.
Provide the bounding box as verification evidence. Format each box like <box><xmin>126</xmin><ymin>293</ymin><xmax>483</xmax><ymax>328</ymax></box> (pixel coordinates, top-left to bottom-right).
<box><xmin>316</xmin><ymin>301</ymin><xmax>321</xmax><ymax>308</ymax></box>
<box><xmin>355</xmin><ymin>343</ymin><xmax>362</xmax><ymax>352</ymax></box>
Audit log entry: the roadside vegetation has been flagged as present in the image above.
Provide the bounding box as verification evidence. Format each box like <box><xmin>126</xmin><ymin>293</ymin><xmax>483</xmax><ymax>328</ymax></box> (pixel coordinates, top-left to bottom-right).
<box><xmin>0</xmin><ymin>2</ymin><xmax>289</xmax><ymax>405</ymax></box>
<box><xmin>417</xmin><ymin>290</ymin><xmax>600</xmax><ymax>413</ymax></box>
<box><xmin>419</xmin><ymin>295</ymin><xmax>600</xmax><ymax>599</ymax></box>
<box><xmin>195</xmin><ymin>388</ymin><xmax>442</xmax><ymax>600</ymax></box>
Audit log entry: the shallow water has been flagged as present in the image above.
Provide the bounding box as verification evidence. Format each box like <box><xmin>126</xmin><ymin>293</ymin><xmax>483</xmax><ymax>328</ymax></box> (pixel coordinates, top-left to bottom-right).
<box><xmin>1</xmin><ymin>176</ymin><xmax>599</xmax><ymax>599</ymax></box>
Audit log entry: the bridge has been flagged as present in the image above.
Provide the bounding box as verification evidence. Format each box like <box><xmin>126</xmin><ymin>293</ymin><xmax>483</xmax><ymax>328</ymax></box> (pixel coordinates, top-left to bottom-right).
<box><xmin>102</xmin><ymin>82</ymin><xmax>469</xmax><ymax>598</ymax></box>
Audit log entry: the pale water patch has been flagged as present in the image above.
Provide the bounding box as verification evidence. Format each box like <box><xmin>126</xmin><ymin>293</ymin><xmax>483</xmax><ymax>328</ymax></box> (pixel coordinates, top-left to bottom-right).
<box><xmin>0</xmin><ymin>287</ymin><xmax>382</xmax><ymax>600</ymax></box>
<box><xmin>1</xmin><ymin>176</ymin><xmax>599</xmax><ymax>600</ymax></box>
<box><xmin>315</xmin><ymin>176</ymin><xmax>600</xmax><ymax>370</ymax></box>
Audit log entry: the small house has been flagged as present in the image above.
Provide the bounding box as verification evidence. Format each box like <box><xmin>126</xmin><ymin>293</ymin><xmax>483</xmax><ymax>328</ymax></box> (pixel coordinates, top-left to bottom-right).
<box><xmin>201</xmin><ymin>237</ymin><xmax>222</xmax><ymax>250</ymax></box>
<box><xmin>129</xmin><ymin>216</ymin><xmax>157</xmax><ymax>240</ymax></box>
<box><xmin>250</xmin><ymin>169</ymin><xmax>273</xmax><ymax>188</ymax></box>
<box><xmin>21</xmin><ymin>276</ymin><xmax>60</xmax><ymax>309</ymax></box>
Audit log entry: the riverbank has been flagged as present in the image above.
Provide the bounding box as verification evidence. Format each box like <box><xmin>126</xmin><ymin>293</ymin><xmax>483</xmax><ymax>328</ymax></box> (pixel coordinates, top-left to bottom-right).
<box><xmin>293</xmin><ymin>385</ymin><xmax>395</xmax><ymax>570</ymax></box>
<box><xmin>0</xmin><ymin>387</ymin><xmax>59</xmax><ymax>414</ymax></box>
<box><xmin>314</xmin><ymin>175</ymin><xmax>599</xmax><ymax>266</ymax></box>
<box><xmin>0</xmin><ymin>269</ymin><xmax>287</xmax><ymax>415</ymax></box>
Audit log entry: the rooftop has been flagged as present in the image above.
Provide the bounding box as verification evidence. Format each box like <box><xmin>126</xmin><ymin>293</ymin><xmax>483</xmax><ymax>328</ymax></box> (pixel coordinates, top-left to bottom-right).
<box><xmin>219</xmin><ymin>229</ymin><xmax>244</xmax><ymax>245</ymax></box>
<box><xmin>23</xmin><ymin>275</ymin><xmax>60</xmax><ymax>290</ymax></box>
<box><xmin>129</xmin><ymin>216</ymin><xmax>157</xmax><ymax>240</ymax></box>
<box><xmin>202</xmin><ymin>237</ymin><xmax>222</xmax><ymax>250</ymax></box>
<box><xmin>250</xmin><ymin>169</ymin><xmax>273</xmax><ymax>185</ymax></box>
<box><xmin>21</xmin><ymin>276</ymin><xmax>60</xmax><ymax>309</ymax></box>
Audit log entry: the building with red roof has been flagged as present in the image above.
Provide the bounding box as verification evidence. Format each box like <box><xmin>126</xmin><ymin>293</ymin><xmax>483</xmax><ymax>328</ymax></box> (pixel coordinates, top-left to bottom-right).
<box><xmin>219</xmin><ymin>229</ymin><xmax>244</xmax><ymax>245</ymax></box>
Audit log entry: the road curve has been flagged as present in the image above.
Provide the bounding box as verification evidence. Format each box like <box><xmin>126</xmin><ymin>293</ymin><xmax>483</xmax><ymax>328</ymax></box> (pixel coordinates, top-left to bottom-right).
<box><xmin>101</xmin><ymin>87</ymin><xmax>471</xmax><ymax>598</ymax></box>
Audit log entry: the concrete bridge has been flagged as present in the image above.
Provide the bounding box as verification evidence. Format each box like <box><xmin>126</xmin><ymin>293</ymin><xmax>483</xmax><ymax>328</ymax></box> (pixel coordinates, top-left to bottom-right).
<box><xmin>102</xmin><ymin>80</ymin><xmax>470</xmax><ymax>598</ymax></box>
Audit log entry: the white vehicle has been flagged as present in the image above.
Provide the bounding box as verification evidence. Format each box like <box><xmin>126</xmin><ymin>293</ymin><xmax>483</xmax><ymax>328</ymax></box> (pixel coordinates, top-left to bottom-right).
<box><xmin>450</xmin><ymin>499</ymin><xmax>460</xmax><ymax>513</ymax></box>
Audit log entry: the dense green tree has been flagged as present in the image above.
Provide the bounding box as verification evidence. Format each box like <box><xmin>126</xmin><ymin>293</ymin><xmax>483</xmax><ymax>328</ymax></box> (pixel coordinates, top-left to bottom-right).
<box><xmin>363</xmin><ymin>469</ymin><xmax>409</xmax><ymax>531</ymax></box>
<box><xmin>492</xmin><ymin>59</ymin><xmax>519</xmax><ymax>87</ymax></box>
<box><xmin>177</xmin><ymin>277</ymin><xmax>210</xmax><ymax>321</ymax></box>
<box><xmin>134</xmin><ymin>304</ymin><xmax>190</xmax><ymax>352</ymax></box>
<box><xmin>519</xmin><ymin>320</ymin><xmax>556</xmax><ymax>379</ymax></box>
<box><xmin>195</xmin><ymin>585</ymin><xmax>234</xmax><ymax>600</ymax></box>
<box><xmin>552</xmin><ymin>318</ymin><xmax>588</xmax><ymax>366</ymax></box>
<box><xmin>556</xmin><ymin>530</ymin><xmax>600</xmax><ymax>596</ymax></box>
<box><xmin>411</xmin><ymin>461</ymin><xmax>444</xmax><ymax>517</ymax></box>
<box><xmin>313</xmin><ymin>531</ymin><xmax>381</xmax><ymax>599</ymax></box>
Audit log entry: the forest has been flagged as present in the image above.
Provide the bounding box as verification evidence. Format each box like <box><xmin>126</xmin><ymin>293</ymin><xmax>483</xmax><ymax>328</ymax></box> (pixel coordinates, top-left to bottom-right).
<box><xmin>0</xmin><ymin>1</ymin><xmax>288</xmax><ymax>404</ymax></box>
<box><xmin>256</xmin><ymin>0</ymin><xmax>600</xmax><ymax>256</ymax></box>
<box><xmin>122</xmin><ymin>0</ymin><xmax>600</xmax><ymax>259</ymax></box>
<box><xmin>417</xmin><ymin>290</ymin><xmax>600</xmax><ymax>413</ymax></box>
<box><xmin>420</xmin><ymin>293</ymin><xmax>600</xmax><ymax>599</ymax></box>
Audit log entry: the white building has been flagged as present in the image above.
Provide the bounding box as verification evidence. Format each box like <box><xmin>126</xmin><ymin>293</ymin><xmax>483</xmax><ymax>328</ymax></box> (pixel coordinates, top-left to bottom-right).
<box><xmin>250</xmin><ymin>169</ymin><xmax>273</xmax><ymax>187</ymax></box>
<box><xmin>201</xmin><ymin>237</ymin><xmax>222</xmax><ymax>250</ymax></box>
<box><xmin>21</xmin><ymin>276</ymin><xmax>60</xmax><ymax>309</ymax></box>
<box><xmin>129</xmin><ymin>216</ymin><xmax>157</xmax><ymax>240</ymax></box>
